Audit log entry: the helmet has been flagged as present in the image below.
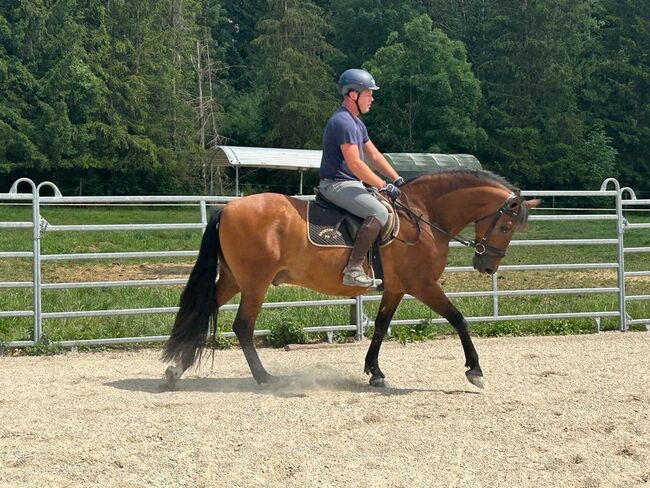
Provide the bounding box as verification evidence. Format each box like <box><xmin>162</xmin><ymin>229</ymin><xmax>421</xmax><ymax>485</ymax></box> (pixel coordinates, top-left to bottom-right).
<box><xmin>337</xmin><ymin>68</ymin><xmax>379</xmax><ymax>95</ymax></box>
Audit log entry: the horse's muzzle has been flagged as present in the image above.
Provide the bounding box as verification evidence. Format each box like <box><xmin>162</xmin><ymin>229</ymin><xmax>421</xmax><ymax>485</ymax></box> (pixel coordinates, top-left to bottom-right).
<box><xmin>473</xmin><ymin>253</ymin><xmax>497</xmax><ymax>275</ymax></box>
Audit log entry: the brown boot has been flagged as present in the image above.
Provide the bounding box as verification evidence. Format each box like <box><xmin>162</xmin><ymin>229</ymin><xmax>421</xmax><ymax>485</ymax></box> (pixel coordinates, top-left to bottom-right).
<box><xmin>342</xmin><ymin>216</ymin><xmax>383</xmax><ymax>288</ymax></box>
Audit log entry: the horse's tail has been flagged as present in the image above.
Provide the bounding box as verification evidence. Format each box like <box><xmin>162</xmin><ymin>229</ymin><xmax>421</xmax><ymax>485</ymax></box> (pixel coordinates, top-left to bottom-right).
<box><xmin>162</xmin><ymin>208</ymin><xmax>222</xmax><ymax>367</ymax></box>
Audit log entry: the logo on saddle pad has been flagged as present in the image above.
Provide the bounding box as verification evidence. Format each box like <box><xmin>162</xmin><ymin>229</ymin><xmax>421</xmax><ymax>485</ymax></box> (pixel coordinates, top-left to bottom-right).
<box><xmin>318</xmin><ymin>228</ymin><xmax>343</xmax><ymax>240</ymax></box>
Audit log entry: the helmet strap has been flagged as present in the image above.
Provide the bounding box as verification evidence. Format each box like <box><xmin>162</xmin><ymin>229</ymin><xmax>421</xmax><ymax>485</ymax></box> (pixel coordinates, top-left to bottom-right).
<box><xmin>347</xmin><ymin>91</ymin><xmax>362</xmax><ymax>116</ymax></box>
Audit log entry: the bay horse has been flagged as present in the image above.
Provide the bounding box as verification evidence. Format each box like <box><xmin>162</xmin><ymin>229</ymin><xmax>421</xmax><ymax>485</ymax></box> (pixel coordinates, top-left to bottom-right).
<box><xmin>162</xmin><ymin>169</ymin><xmax>540</xmax><ymax>389</ymax></box>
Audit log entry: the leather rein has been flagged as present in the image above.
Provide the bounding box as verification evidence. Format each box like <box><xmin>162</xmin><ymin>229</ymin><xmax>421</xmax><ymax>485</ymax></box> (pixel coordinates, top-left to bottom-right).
<box><xmin>390</xmin><ymin>192</ymin><xmax>523</xmax><ymax>258</ymax></box>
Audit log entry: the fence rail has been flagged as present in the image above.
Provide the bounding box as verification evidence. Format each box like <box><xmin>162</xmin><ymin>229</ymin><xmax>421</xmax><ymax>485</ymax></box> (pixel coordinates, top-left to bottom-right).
<box><xmin>1</xmin><ymin>177</ymin><xmax>649</xmax><ymax>348</ymax></box>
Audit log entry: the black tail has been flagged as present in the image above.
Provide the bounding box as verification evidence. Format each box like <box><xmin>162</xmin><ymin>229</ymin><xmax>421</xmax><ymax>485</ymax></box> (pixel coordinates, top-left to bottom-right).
<box><xmin>162</xmin><ymin>209</ymin><xmax>222</xmax><ymax>367</ymax></box>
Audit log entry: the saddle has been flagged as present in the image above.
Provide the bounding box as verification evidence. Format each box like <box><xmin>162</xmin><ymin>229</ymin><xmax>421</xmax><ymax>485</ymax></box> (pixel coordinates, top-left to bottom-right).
<box><xmin>306</xmin><ymin>190</ymin><xmax>400</xmax><ymax>292</ymax></box>
<box><xmin>306</xmin><ymin>190</ymin><xmax>399</xmax><ymax>248</ymax></box>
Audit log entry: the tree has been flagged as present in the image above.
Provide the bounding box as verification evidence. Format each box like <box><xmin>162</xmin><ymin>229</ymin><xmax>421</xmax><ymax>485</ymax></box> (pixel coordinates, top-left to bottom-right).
<box><xmin>582</xmin><ymin>0</ymin><xmax>650</xmax><ymax>191</ymax></box>
<box><xmin>426</xmin><ymin>0</ymin><xmax>617</xmax><ymax>190</ymax></box>
<box><xmin>0</xmin><ymin>0</ymin><xmax>208</xmax><ymax>195</ymax></box>
<box><xmin>364</xmin><ymin>15</ymin><xmax>485</xmax><ymax>153</ymax></box>
<box><xmin>328</xmin><ymin>0</ymin><xmax>426</xmax><ymax>71</ymax></box>
<box><xmin>249</xmin><ymin>0</ymin><xmax>341</xmax><ymax>148</ymax></box>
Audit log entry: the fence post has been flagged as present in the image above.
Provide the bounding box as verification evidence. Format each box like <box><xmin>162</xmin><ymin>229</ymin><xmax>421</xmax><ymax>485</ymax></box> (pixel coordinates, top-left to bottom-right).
<box><xmin>199</xmin><ymin>200</ymin><xmax>208</xmax><ymax>227</ymax></box>
<box><xmin>8</xmin><ymin>178</ymin><xmax>41</xmax><ymax>342</ymax></box>
<box><xmin>6</xmin><ymin>179</ymin><xmax>61</xmax><ymax>344</ymax></box>
<box><xmin>491</xmin><ymin>273</ymin><xmax>499</xmax><ymax>317</ymax></box>
<box><xmin>352</xmin><ymin>295</ymin><xmax>364</xmax><ymax>340</ymax></box>
<box><xmin>601</xmin><ymin>178</ymin><xmax>627</xmax><ymax>331</ymax></box>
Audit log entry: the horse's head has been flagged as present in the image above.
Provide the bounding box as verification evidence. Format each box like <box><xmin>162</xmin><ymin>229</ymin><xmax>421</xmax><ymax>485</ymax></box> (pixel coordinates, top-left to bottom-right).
<box><xmin>471</xmin><ymin>193</ymin><xmax>541</xmax><ymax>275</ymax></box>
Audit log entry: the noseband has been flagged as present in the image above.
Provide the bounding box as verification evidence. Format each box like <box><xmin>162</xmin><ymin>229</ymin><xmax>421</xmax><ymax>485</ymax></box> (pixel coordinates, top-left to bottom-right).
<box><xmin>471</xmin><ymin>193</ymin><xmax>523</xmax><ymax>257</ymax></box>
<box><xmin>393</xmin><ymin>192</ymin><xmax>523</xmax><ymax>258</ymax></box>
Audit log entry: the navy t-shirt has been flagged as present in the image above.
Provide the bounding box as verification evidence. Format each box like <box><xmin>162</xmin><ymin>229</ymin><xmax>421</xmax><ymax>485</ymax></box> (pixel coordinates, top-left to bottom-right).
<box><xmin>320</xmin><ymin>107</ymin><xmax>370</xmax><ymax>181</ymax></box>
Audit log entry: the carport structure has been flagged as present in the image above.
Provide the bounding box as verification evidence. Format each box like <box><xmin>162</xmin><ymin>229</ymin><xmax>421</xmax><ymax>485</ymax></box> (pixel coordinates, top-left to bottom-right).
<box><xmin>211</xmin><ymin>146</ymin><xmax>481</xmax><ymax>195</ymax></box>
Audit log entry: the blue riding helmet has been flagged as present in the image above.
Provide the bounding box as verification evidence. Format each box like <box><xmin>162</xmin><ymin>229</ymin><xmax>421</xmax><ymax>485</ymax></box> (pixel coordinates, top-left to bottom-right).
<box><xmin>337</xmin><ymin>69</ymin><xmax>379</xmax><ymax>95</ymax></box>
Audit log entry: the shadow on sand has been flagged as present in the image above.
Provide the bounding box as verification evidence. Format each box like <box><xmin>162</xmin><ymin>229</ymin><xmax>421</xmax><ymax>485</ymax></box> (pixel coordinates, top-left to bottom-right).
<box><xmin>105</xmin><ymin>374</ymin><xmax>481</xmax><ymax>398</ymax></box>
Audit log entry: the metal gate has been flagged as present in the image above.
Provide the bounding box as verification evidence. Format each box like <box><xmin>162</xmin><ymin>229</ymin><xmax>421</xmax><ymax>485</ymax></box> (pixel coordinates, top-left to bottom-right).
<box><xmin>1</xmin><ymin>177</ymin><xmax>648</xmax><ymax>349</ymax></box>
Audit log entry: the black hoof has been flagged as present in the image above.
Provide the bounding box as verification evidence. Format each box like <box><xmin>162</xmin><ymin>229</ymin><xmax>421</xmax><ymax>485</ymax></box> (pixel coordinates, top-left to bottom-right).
<box><xmin>369</xmin><ymin>375</ymin><xmax>386</xmax><ymax>387</ymax></box>
<box><xmin>465</xmin><ymin>369</ymin><xmax>485</xmax><ymax>389</ymax></box>
<box><xmin>255</xmin><ymin>373</ymin><xmax>275</xmax><ymax>385</ymax></box>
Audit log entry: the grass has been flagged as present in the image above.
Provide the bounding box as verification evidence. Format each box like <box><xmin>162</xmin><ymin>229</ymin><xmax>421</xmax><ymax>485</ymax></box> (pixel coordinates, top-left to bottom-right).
<box><xmin>1</xmin><ymin>203</ymin><xmax>649</xmax><ymax>347</ymax></box>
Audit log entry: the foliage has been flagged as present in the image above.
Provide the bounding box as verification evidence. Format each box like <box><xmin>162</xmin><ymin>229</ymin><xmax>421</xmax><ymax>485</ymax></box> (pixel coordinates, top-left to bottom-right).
<box><xmin>206</xmin><ymin>334</ymin><xmax>234</xmax><ymax>350</ymax></box>
<box><xmin>267</xmin><ymin>318</ymin><xmax>307</xmax><ymax>347</ymax></box>
<box><xmin>427</xmin><ymin>0</ymin><xmax>617</xmax><ymax>189</ymax></box>
<box><xmin>365</xmin><ymin>15</ymin><xmax>485</xmax><ymax>153</ymax></box>
<box><xmin>378</xmin><ymin>321</ymin><xmax>438</xmax><ymax>344</ymax></box>
<box><xmin>249</xmin><ymin>0</ymin><xmax>341</xmax><ymax>149</ymax></box>
<box><xmin>327</xmin><ymin>0</ymin><xmax>426</xmax><ymax>71</ymax></box>
<box><xmin>0</xmin><ymin>0</ymin><xmax>648</xmax><ymax>194</ymax></box>
<box><xmin>580</xmin><ymin>0</ymin><xmax>650</xmax><ymax>191</ymax></box>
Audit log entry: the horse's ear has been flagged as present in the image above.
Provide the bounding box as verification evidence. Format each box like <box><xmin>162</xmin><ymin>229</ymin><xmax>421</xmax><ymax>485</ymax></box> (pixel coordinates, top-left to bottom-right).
<box><xmin>526</xmin><ymin>198</ymin><xmax>542</xmax><ymax>208</ymax></box>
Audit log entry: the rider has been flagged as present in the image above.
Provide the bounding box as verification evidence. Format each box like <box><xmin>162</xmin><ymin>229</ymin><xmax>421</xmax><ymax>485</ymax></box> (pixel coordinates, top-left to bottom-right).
<box><xmin>319</xmin><ymin>68</ymin><xmax>405</xmax><ymax>288</ymax></box>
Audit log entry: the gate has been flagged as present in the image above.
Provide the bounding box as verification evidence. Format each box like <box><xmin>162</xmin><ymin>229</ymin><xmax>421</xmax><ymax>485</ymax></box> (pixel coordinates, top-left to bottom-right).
<box><xmin>1</xmin><ymin>177</ymin><xmax>648</xmax><ymax>349</ymax></box>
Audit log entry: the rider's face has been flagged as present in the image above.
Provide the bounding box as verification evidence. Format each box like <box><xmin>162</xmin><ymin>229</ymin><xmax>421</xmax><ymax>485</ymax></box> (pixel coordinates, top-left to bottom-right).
<box><xmin>352</xmin><ymin>89</ymin><xmax>374</xmax><ymax>114</ymax></box>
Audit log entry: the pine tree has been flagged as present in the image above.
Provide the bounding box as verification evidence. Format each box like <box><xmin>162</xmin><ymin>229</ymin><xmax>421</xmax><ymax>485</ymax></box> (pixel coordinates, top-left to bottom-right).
<box><xmin>583</xmin><ymin>0</ymin><xmax>650</xmax><ymax>192</ymax></box>
<box><xmin>427</xmin><ymin>0</ymin><xmax>617</xmax><ymax>190</ymax></box>
<box><xmin>250</xmin><ymin>0</ymin><xmax>341</xmax><ymax>148</ymax></box>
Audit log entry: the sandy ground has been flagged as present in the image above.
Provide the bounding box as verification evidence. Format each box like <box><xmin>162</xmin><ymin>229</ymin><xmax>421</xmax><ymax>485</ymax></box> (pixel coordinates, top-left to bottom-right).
<box><xmin>1</xmin><ymin>333</ymin><xmax>649</xmax><ymax>488</ymax></box>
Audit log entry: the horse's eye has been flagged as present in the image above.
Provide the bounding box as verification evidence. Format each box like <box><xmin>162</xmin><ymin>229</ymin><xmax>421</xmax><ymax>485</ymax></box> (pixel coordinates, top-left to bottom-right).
<box><xmin>500</xmin><ymin>222</ymin><xmax>513</xmax><ymax>233</ymax></box>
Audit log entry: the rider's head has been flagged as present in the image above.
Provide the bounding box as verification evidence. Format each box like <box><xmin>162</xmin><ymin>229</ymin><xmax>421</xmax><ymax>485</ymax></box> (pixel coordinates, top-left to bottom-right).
<box><xmin>338</xmin><ymin>68</ymin><xmax>379</xmax><ymax>115</ymax></box>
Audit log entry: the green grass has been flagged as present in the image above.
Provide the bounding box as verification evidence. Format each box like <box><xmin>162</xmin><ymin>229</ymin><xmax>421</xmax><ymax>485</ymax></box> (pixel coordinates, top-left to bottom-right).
<box><xmin>1</xmin><ymin>203</ymin><xmax>649</xmax><ymax>346</ymax></box>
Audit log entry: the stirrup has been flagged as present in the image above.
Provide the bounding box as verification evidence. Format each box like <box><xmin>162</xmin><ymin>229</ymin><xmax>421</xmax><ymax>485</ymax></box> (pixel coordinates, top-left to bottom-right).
<box><xmin>342</xmin><ymin>267</ymin><xmax>382</xmax><ymax>289</ymax></box>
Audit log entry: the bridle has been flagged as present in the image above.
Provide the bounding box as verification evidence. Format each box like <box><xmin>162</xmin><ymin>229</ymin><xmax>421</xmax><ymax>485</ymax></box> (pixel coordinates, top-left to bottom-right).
<box><xmin>392</xmin><ymin>192</ymin><xmax>524</xmax><ymax>258</ymax></box>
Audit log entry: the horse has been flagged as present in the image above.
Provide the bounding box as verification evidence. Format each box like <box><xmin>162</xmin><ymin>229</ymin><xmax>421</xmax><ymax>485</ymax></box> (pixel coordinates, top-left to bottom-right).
<box><xmin>162</xmin><ymin>169</ymin><xmax>540</xmax><ymax>389</ymax></box>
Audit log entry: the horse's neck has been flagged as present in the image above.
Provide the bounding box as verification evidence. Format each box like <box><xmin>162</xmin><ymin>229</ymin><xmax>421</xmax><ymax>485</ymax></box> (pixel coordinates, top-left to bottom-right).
<box><xmin>406</xmin><ymin>183</ymin><xmax>510</xmax><ymax>235</ymax></box>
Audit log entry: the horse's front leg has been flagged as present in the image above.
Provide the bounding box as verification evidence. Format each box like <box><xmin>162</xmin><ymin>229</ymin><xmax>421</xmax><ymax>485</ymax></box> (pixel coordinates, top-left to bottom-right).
<box><xmin>412</xmin><ymin>282</ymin><xmax>484</xmax><ymax>389</ymax></box>
<box><xmin>364</xmin><ymin>292</ymin><xmax>404</xmax><ymax>387</ymax></box>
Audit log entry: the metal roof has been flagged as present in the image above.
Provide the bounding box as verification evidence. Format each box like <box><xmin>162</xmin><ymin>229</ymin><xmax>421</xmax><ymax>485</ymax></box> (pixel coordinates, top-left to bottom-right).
<box><xmin>212</xmin><ymin>146</ymin><xmax>481</xmax><ymax>174</ymax></box>
<box><xmin>213</xmin><ymin>146</ymin><xmax>321</xmax><ymax>170</ymax></box>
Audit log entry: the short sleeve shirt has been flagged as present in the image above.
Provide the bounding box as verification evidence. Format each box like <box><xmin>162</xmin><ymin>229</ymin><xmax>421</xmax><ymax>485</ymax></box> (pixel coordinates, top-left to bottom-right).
<box><xmin>319</xmin><ymin>107</ymin><xmax>370</xmax><ymax>181</ymax></box>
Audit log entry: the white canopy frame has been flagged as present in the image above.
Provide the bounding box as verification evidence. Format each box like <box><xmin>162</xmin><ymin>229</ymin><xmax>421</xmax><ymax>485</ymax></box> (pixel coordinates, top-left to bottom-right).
<box><xmin>212</xmin><ymin>146</ymin><xmax>481</xmax><ymax>195</ymax></box>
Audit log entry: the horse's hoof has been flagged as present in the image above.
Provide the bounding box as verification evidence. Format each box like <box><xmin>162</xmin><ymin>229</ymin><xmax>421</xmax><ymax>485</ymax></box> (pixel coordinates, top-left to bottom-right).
<box><xmin>369</xmin><ymin>376</ymin><xmax>386</xmax><ymax>388</ymax></box>
<box><xmin>165</xmin><ymin>365</ymin><xmax>181</xmax><ymax>390</ymax></box>
<box><xmin>466</xmin><ymin>371</ymin><xmax>485</xmax><ymax>389</ymax></box>
<box><xmin>255</xmin><ymin>373</ymin><xmax>275</xmax><ymax>385</ymax></box>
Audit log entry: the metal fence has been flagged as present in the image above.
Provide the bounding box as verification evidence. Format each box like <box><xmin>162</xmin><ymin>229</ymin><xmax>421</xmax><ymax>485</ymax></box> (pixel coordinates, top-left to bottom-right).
<box><xmin>1</xmin><ymin>177</ymin><xmax>648</xmax><ymax>348</ymax></box>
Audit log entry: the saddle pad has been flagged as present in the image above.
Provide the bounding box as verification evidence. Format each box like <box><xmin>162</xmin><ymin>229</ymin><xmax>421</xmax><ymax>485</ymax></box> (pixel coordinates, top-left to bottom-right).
<box><xmin>307</xmin><ymin>202</ymin><xmax>357</xmax><ymax>248</ymax></box>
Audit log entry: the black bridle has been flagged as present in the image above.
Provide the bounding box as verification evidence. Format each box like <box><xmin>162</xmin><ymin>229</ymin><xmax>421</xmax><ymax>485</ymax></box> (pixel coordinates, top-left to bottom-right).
<box><xmin>392</xmin><ymin>192</ymin><xmax>524</xmax><ymax>258</ymax></box>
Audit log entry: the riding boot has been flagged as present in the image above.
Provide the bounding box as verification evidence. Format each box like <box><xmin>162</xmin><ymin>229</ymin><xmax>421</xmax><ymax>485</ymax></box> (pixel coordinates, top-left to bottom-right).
<box><xmin>342</xmin><ymin>216</ymin><xmax>383</xmax><ymax>288</ymax></box>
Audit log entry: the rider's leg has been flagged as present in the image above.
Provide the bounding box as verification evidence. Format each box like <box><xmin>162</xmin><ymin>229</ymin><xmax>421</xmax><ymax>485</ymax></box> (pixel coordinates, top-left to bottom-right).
<box><xmin>342</xmin><ymin>216</ymin><xmax>382</xmax><ymax>287</ymax></box>
<box><xmin>318</xmin><ymin>179</ymin><xmax>389</xmax><ymax>287</ymax></box>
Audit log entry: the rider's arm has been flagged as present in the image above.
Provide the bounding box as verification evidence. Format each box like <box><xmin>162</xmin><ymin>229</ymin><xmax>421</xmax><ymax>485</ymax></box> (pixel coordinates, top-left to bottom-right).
<box><xmin>341</xmin><ymin>144</ymin><xmax>386</xmax><ymax>189</ymax></box>
<box><xmin>363</xmin><ymin>140</ymin><xmax>400</xmax><ymax>183</ymax></box>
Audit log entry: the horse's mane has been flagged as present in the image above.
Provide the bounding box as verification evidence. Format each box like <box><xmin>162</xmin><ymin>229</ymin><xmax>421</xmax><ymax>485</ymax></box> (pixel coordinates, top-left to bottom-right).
<box><xmin>405</xmin><ymin>169</ymin><xmax>529</xmax><ymax>226</ymax></box>
<box><xmin>405</xmin><ymin>169</ymin><xmax>520</xmax><ymax>195</ymax></box>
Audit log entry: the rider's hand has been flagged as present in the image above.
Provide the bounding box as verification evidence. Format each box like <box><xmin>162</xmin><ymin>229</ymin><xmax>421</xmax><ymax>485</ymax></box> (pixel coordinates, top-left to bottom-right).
<box><xmin>393</xmin><ymin>176</ymin><xmax>405</xmax><ymax>187</ymax></box>
<box><xmin>380</xmin><ymin>183</ymin><xmax>401</xmax><ymax>201</ymax></box>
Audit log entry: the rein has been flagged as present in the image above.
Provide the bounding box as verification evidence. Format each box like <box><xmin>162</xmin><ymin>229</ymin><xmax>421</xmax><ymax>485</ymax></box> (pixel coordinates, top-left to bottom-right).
<box><xmin>391</xmin><ymin>192</ymin><xmax>523</xmax><ymax>257</ymax></box>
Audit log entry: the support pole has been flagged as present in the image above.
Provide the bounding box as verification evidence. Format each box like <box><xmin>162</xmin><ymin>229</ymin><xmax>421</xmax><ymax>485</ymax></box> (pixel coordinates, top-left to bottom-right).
<box><xmin>601</xmin><ymin>178</ymin><xmax>626</xmax><ymax>331</ymax></box>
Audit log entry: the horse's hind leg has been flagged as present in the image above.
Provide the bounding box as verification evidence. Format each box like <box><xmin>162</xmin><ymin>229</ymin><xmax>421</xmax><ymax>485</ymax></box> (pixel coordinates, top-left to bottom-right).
<box><xmin>364</xmin><ymin>292</ymin><xmax>403</xmax><ymax>387</ymax></box>
<box><xmin>165</xmin><ymin>266</ymin><xmax>240</xmax><ymax>387</ymax></box>
<box><xmin>232</xmin><ymin>286</ymin><xmax>272</xmax><ymax>384</ymax></box>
